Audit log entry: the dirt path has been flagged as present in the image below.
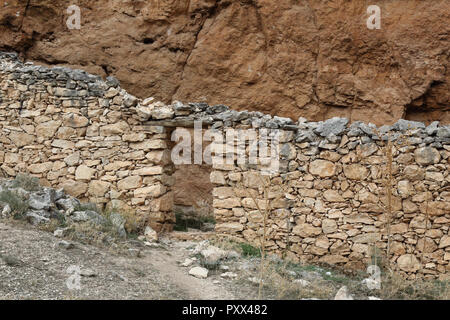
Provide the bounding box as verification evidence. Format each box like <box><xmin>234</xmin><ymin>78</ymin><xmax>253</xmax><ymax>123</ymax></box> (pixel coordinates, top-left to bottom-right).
<box><xmin>0</xmin><ymin>221</ymin><xmax>235</xmax><ymax>300</ymax></box>
<box><xmin>144</xmin><ymin>243</ymin><xmax>235</xmax><ymax>300</ymax></box>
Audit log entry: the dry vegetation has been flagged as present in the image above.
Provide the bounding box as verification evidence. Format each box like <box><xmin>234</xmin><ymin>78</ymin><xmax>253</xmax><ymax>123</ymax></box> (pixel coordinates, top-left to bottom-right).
<box><xmin>0</xmin><ymin>175</ymin><xmax>142</xmax><ymax>253</ymax></box>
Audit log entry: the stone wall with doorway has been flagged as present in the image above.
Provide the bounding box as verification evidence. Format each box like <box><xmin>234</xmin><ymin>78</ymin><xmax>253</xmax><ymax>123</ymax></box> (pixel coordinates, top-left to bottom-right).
<box><xmin>1</xmin><ymin>52</ymin><xmax>449</xmax><ymax>279</ymax></box>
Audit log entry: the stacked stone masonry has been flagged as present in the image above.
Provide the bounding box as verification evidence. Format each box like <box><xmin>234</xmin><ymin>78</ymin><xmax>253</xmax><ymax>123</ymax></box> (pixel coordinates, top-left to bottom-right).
<box><xmin>0</xmin><ymin>52</ymin><xmax>449</xmax><ymax>279</ymax></box>
<box><xmin>0</xmin><ymin>52</ymin><xmax>175</xmax><ymax>232</ymax></box>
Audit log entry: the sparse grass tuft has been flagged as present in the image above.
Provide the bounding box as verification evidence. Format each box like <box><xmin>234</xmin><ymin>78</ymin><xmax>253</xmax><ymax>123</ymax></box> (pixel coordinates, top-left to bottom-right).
<box><xmin>239</xmin><ymin>243</ymin><xmax>261</xmax><ymax>257</ymax></box>
<box><xmin>60</xmin><ymin>204</ymin><xmax>143</xmax><ymax>251</ymax></box>
<box><xmin>11</xmin><ymin>174</ymin><xmax>41</xmax><ymax>192</ymax></box>
<box><xmin>0</xmin><ymin>254</ymin><xmax>23</xmax><ymax>267</ymax></box>
<box><xmin>380</xmin><ymin>274</ymin><xmax>449</xmax><ymax>300</ymax></box>
<box><xmin>103</xmin><ymin>204</ymin><xmax>143</xmax><ymax>235</ymax></box>
<box><xmin>240</xmin><ymin>259</ymin><xmax>338</xmax><ymax>300</ymax></box>
<box><xmin>119</xmin><ymin>208</ymin><xmax>143</xmax><ymax>235</ymax></box>
<box><xmin>39</xmin><ymin>218</ymin><xmax>63</xmax><ymax>233</ymax></box>
<box><xmin>0</xmin><ymin>190</ymin><xmax>29</xmax><ymax>219</ymax></box>
<box><xmin>65</xmin><ymin>221</ymin><xmax>113</xmax><ymax>246</ymax></box>
<box><xmin>199</xmin><ymin>258</ymin><xmax>222</xmax><ymax>271</ymax></box>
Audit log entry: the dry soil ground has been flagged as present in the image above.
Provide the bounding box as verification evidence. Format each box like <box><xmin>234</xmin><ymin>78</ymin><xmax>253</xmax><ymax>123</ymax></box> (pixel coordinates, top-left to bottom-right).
<box><xmin>1</xmin><ymin>220</ymin><xmax>447</xmax><ymax>300</ymax></box>
<box><xmin>0</xmin><ymin>221</ymin><xmax>239</xmax><ymax>300</ymax></box>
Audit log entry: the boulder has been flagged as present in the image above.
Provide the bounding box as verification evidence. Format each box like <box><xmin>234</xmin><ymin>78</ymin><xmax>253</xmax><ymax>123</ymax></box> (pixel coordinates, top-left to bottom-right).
<box><xmin>215</xmin><ymin>222</ymin><xmax>244</xmax><ymax>233</ymax></box>
<box><xmin>151</xmin><ymin>105</ymin><xmax>174</xmax><ymax>120</ymax></box>
<box><xmin>88</xmin><ymin>180</ymin><xmax>111</xmax><ymax>197</ymax></box>
<box><xmin>144</xmin><ymin>226</ymin><xmax>158</xmax><ymax>242</ymax></box>
<box><xmin>117</xmin><ymin>176</ymin><xmax>142</xmax><ymax>190</ymax></box>
<box><xmin>189</xmin><ymin>267</ymin><xmax>209</xmax><ymax>279</ymax></box>
<box><xmin>201</xmin><ymin>245</ymin><xmax>228</xmax><ymax>264</ymax></box>
<box><xmin>392</xmin><ymin>119</ymin><xmax>425</xmax><ymax>131</ymax></box>
<box><xmin>25</xmin><ymin>210</ymin><xmax>50</xmax><ymax>225</ymax></box>
<box><xmin>181</xmin><ymin>258</ymin><xmax>195</xmax><ymax>267</ymax></box>
<box><xmin>293</xmin><ymin>223</ymin><xmax>322</xmax><ymax>237</ymax></box>
<box><xmin>60</xmin><ymin>180</ymin><xmax>88</xmax><ymax>198</ymax></box>
<box><xmin>71</xmin><ymin>210</ymin><xmax>107</xmax><ymax>225</ymax></box>
<box><xmin>54</xmin><ymin>227</ymin><xmax>70</xmax><ymax>238</ymax></box>
<box><xmin>439</xmin><ymin>235</ymin><xmax>450</xmax><ymax>249</ymax></box>
<box><xmin>28</xmin><ymin>189</ymin><xmax>55</xmax><ymax>211</ymax></box>
<box><xmin>56</xmin><ymin>197</ymin><xmax>80</xmax><ymax>212</ymax></box>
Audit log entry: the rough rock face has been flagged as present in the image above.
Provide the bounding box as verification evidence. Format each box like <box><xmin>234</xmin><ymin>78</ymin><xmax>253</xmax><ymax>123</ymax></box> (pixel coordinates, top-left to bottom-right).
<box><xmin>173</xmin><ymin>165</ymin><xmax>213</xmax><ymax>209</ymax></box>
<box><xmin>0</xmin><ymin>0</ymin><xmax>448</xmax><ymax>125</ymax></box>
<box><xmin>0</xmin><ymin>178</ymin><xmax>99</xmax><ymax>227</ymax></box>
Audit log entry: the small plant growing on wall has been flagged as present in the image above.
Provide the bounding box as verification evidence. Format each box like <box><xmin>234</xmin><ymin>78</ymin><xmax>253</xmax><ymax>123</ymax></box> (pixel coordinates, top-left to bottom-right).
<box><xmin>240</xmin><ymin>172</ymin><xmax>291</xmax><ymax>299</ymax></box>
<box><xmin>246</xmin><ymin>174</ymin><xmax>271</xmax><ymax>299</ymax></box>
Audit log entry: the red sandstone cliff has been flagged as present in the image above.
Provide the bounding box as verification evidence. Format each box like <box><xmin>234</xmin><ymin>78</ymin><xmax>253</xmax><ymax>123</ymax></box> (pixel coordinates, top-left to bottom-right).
<box><xmin>0</xmin><ymin>0</ymin><xmax>449</xmax><ymax>125</ymax></box>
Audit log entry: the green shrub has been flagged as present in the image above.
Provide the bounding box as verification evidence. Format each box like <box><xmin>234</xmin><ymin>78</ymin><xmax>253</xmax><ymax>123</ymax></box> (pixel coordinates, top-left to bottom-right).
<box><xmin>11</xmin><ymin>174</ymin><xmax>41</xmax><ymax>192</ymax></box>
<box><xmin>200</xmin><ymin>260</ymin><xmax>221</xmax><ymax>271</ymax></box>
<box><xmin>0</xmin><ymin>190</ymin><xmax>29</xmax><ymax>219</ymax></box>
<box><xmin>53</xmin><ymin>211</ymin><xmax>67</xmax><ymax>228</ymax></box>
<box><xmin>240</xmin><ymin>243</ymin><xmax>261</xmax><ymax>257</ymax></box>
<box><xmin>104</xmin><ymin>206</ymin><xmax>142</xmax><ymax>234</ymax></box>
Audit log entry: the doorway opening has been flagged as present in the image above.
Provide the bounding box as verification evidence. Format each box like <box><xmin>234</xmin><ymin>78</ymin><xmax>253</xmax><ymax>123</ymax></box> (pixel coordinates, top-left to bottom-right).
<box><xmin>173</xmin><ymin>164</ymin><xmax>214</xmax><ymax>232</ymax></box>
<box><xmin>169</xmin><ymin>126</ymin><xmax>215</xmax><ymax>233</ymax></box>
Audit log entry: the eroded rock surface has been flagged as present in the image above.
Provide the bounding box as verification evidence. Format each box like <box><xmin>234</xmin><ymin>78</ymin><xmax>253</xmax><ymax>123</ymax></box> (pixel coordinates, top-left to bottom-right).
<box><xmin>0</xmin><ymin>0</ymin><xmax>448</xmax><ymax>125</ymax></box>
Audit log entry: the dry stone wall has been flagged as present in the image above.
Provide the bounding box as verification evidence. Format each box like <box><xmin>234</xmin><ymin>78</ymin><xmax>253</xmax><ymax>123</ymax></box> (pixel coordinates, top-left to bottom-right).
<box><xmin>1</xmin><ymin>52</ymin><xmax>449</xmax><ymax>279</ymax></box>
<box><xmin>0</xmin><ymin>52</ymin><xmax>175</xmax><ymax>232</ymax></box>
<box><xmin>210</xmin><ymin>119</ymin><xmax>450</xmax><ymax>280</ymax></box>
